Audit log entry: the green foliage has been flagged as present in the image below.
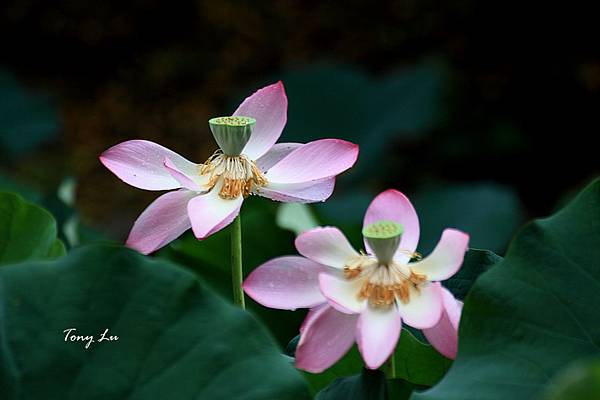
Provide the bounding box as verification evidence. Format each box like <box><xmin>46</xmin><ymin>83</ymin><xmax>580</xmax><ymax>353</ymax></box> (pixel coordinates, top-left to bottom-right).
<box><xmin>0</xmin><ymin>192</ymin><xmax>65</xmax><ymax>265</ymax></box>
<box><xmin>413</xmin><ymin>179</ymin><xmax>600</xmax><ymax>400</ymax></box>
<box><xmin>0</xmin><ymin>175</ymin><xmax>99</xmax><ymax>248</ymax></box>
<box><xmin>300</xmin><ymin>330</ymin><xmax>452</xmax><ymax>397</ymax></box>
<box><xmin>539</xmin><ymin>358</ymin><xmax>600</xmax><ymax>400</ymax></box>
<box><xmin>393</xmin><ymin>329</ymin><xmax>452</xmax><ymax>387</ymax></box>
<box><xmin>0</xmin><ymin>245</ymin><xmax>310</xmax><ymax>399</ymax></box>
<box><xmin>388</xmin><ymin>379</ymin><xmax>423</xmax><ymax>400</ymax></box>
<box><xmin>303</xmin><ymin>346</ymin><xmax>364</xmax><ymax>394</ymax></box>
<box><xmin>412</xmin><ymin>182</ymin><xmax>523</xmax><ymax>254</ymax></box>
<box><xmin>315</xmin><ymin>368</ymin><xmax>389</xmax><ymax>400</ymax></box>
<box><xmin>444</xmin><ymin>248</ymin><xmax>502</xmax><ymax>300</ymax></box>
<box><xmin>276</xmin><ymin>203</ymin><xmax>320</xmax><ymax>235</ymax></box>
<box><xmin>0</xmin><ymin>69</ymin><xmax>59</xmax><ymax>158</ymax></box>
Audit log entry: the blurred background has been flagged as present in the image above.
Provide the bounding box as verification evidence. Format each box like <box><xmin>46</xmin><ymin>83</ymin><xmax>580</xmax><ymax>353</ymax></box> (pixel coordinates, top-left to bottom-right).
<box><xmin>0</xmin><ymin>1</ymin><xmax>598</xmax><ymax>340</ymax></box>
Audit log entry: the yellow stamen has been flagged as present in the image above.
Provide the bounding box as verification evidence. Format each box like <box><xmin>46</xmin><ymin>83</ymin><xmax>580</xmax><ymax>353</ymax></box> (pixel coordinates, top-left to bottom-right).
<box><xmin>199</xmin><ymin>150</ymin><xmax>267</xmax><ymax>199</ymax></box>
<box><xmin>343</xmin><ymin>254</ymin><xmax>428</xmax><ymax>308</ymax></box>
<box><xmin>396</xmin><ymin>249</ymin><xmax>423</xmax><ymax>261</ymax></box>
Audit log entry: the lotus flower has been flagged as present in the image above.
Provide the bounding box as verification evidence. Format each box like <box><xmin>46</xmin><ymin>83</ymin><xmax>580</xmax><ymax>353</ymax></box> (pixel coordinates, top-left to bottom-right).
<box><xmin>243</xmin><ymin>189</ymin><xmax>468</xmax><ymax>371</ymax></box>
<box><xmin>100</xmin><ymin>82</ymin><xmax>359</xmax><ymax>254</ymax></box>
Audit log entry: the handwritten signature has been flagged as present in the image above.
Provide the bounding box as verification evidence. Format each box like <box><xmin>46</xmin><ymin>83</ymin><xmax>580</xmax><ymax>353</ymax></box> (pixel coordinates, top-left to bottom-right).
<box><xmin>63</xmin><ymin>328</ymin><xmax>119</xmax><ymax>349</ymax></box>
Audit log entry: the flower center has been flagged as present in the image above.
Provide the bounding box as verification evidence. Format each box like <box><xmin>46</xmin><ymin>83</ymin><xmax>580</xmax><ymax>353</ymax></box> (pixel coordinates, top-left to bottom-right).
<box><xmin>344</xmin><ymin>256</ymin><xmax>427</xmax><ymax>308</ymax></box>
<box><xmin>344</xmin><ymin>220</ymin><xmax>426</xmax><ymax>308</ymax></box>
<box><xmin>199</xmin><ymin>151</ymin><xmax>267</xmax><ymax>200</ymax></box>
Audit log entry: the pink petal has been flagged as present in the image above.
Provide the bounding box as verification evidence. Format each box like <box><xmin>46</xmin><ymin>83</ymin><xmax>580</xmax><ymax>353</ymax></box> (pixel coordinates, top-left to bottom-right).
<box><xmin>364</xmin><ymin>189</ymin><xmax>420</xmax><ymax>263</ymax></box>
<box><xmin>234</xmin><ymin>81</ymin><xmax>288</xmax><ymax>160</ymax></box>
<box><xmin>187</xmin><ymin>182</ymin><xmax>243</xmax><ymax>239</ymax></box>
<box><xmin>396</xmin><ymin>282</ymin><xmax>443</xmax><ymax>329</ymax></box>
<box><xmin>295</xmin><ymin>227</ymin><xmax>358</xmax><ymax>269</ymax></box>
<box><xmin>295</xmin><ymin>305</ymin><xmax>358</xmax><ymax>373</ymax></box>
<box><xmin>126</xmin><ymin>189</ymin><xmax>196</xmax><ymax>254</ymax></box>
<box><xmin>164</xmin><ymin>156</ymin><xmax>205</xmax><ymax>191</ymax></box>
<box><xmin>258</xmin><ymin>178</ymin><xmax>336</xmax><ymax>203</ymax></box>
<box><xmin>410</xmin><ymin>229</ymin><xmax>469</xmax><ymax>281</ymax></box>
<box><xmin>300</xmin><ymin>303</ymin><xmax>328</xmax><ymax>335</ymax></box>
<box><xmin>100</xmin><ymin>140</ymin><xmax>198</xmax><ymax>190</ymax></box>
<box><xmin>265</xmin><ymin>139</ymin><xmax>359</xmax><ymax>184</ymax></box>
<box><xmin>356</xmin><ymin>306</ymin><xmax>402</xmax><ymax>369</ymax></box>
<box><xmin>255</xmin><ymin>142</ymin><xmax>302</xmax><ymax>172</ymax></box>
<box><xmin>423</xmin><ymin>286</ymin><xmax>462</xmax><ymax>359</ymax></box>
<box><xmin>242</xmin><ymin>256</ymin><xmax>326</xmax><ymax>310</ymax></box>
<box><xmin>319</xmin><ymin>273</ymin><xmax>366</xmax><ymax>314</ymax></box>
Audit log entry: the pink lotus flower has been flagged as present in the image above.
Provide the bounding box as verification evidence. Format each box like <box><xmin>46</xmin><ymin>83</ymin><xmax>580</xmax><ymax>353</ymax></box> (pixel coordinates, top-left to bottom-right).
<box><xmin>100</xmin><ymin>82</ymin><xmax>359</xmax><ymax>254</ymax></box>
<box><xmin>243</xmin><ymin>189</ymin><xmax>468</xmax><ymax>372</ymax></box>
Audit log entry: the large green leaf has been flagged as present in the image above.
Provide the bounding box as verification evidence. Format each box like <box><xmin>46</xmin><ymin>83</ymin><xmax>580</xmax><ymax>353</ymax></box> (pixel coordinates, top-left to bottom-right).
<box><xmin>539</xmin><ymin>358</ymin><xmax>600</xmax><ymax>400</ymax></box>
<box><xmin>443</xmin><ymin>248</ymin><xmax>502</xmax><ymax>300</ymax></box>
<box><xmin>0</xmin><ymin>191</ymin><xmax>65</xmax><ymax>265</ymax></box>
<box><xmin>315</xmin><ymin>368</ymin><xmax>388</xmax><ymax>400</ymax></box>
<box><xmin>0</xmin><ymin>245</ymin><xmax>310</xmax><ymax>399</ymax></box>
<box><xmin>413</xmin><ymin>179</ymin><xmax>600</xmax><ymax>400</ymax></box>
<box><xmin>393</xmin><ymin>329</ymin><xmax>452</xmax><ymax>387</ymax></box>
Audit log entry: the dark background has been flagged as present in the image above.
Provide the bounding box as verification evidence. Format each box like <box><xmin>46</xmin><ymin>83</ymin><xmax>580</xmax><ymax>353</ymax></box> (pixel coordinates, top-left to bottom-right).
<box><xmin>0</xmin><ymin>0</ymin><xmax>598</xmax><ymax>249</ymax></box>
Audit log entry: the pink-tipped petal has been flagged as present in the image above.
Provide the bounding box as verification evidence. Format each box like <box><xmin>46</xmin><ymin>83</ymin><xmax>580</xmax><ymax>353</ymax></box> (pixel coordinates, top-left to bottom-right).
<box><xmin>187</xmin><ymin>182</ymin><xmax>243</xmax><ymax>239</ymax></box>
<box><xmin>356</xmin><ymin>306</ymin><xmax>402</xmax><ymax>369</ymax></box>
<box><xmin>319</xmin><ymin>273</ymin><xmax>366</xmax><ymax>314</ymax></box>
<box><xmin>410</xmin><ymin>229</ymin><xmax>469</xmax><ymax>281</ymax></box>
<box><xmin>234</xmin><ymin>81</ymin><xmax>288</xmax><ymax>160</ymax></box>
<box><xmin>126</xmin><ymin>189</ymin><xmax>196</xmax><ymax>254</ymax></box>
<box><xmin>164</xmin><ymin>156</ymin><xmax>205</xmax><ymax>191</ymax></box>
<box><xmin>423</xmin><ymin>286</ymin><xmax>462</xmax><ymax>359</ymax></box>
<box><xmin>364</xmin><ymin>189</ymin><xmax>420</xmax><ymax>263</ymax></box>
<box><xmin>265</xmin><ymin>139</ymin><xmax>359</xmax><ymax>184</ymax></box>
<box><xmin>295</xmin><ymin>227</ymin><xmax>358</xmax><ymax>269</ymax></box>
<box><xmin>396</xmin><ymin>282</ymin><xmax>443</xmax><ymax>329</ymax></box>
<box><xmin>255</xmin><ymin>142</ymin><xmax>302</xmax><ymax>172</ymax></box>
<box><xmin>295</xmin><ymin>305</ymin><xmax>358</xmax><ymax>373</ymax></box>
<box><xmin>258</xmin><ymin>178</ymin><xmax>336</xmax><ymax>203</ymax></box>
<box><xmin>243</xmin><ymin>256</ymin><xmax>326</xmax><ymax>310</ymax></box>
<box><xmin>100</xmin><ymin>140</ymin><xmax>198</xmax><ymax>190</ymax></box>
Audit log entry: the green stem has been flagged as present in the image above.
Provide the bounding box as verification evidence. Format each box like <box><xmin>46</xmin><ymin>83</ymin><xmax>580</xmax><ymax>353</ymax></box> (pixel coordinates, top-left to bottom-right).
<box><xmin>384</xmin><ymin>353</ymin><xmax>396</xmax><ymax>379</ymax></box>
<box><xmin>231</xmin><ymin>214</ymin><xmax>245</xmax><ymax>309</ymax></box>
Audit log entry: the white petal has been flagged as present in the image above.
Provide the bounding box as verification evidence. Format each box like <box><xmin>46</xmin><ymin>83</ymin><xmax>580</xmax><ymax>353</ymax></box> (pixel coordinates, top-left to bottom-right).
<box><xmin>187</xmin><ymin>181</ymin><xmax>243</xmax><ymax>239</ymax></box>
<box><xmin>410</xmin><ymin>229</ymin><xmax>469</xmax><ymax>281</ymax></box>
<box><xmin>295</xmin><ymin>227</ymin><xmax>359</xmax><ymax>269</ymax></box>
<box><xmin>319</xmin><ymin>273</ymin><xmax>367</xmax><ymax>314</ymax></box>
<box><xmin>356</xmin><ymin>306</ymin><xmax>402</xmax><ymax>369</ymax></box>
<box><xmin>396</xmin><ymin>282</ymin><xmax>443</xmax><ymax>329</ymax></box>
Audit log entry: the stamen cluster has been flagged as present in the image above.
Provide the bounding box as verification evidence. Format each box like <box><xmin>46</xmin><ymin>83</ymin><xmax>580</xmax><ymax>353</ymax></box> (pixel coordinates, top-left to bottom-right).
<box><xmin>343</xmin><ymin>255</ymin><xmax>427</xmax><ymax>308</ymax></box>
<box><xmin>200</xmin><ymin>150</ymin><xmax>268</xmax><ymax>199</ymax></box>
